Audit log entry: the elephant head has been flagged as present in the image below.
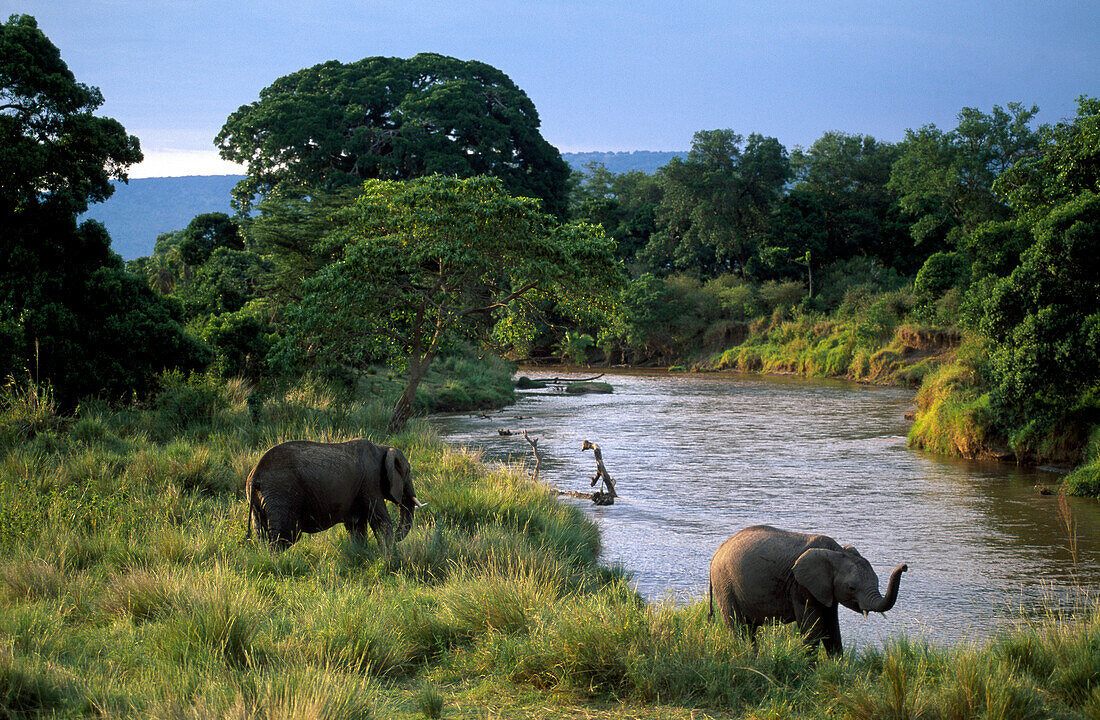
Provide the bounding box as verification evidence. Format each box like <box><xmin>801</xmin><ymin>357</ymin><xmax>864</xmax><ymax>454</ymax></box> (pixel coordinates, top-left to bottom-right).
<box><xmin>793</xmin><ymin>545</ymin><xmax>907</xmax><ymax>615</ymax></box>
<box><xmin>383</xmin><ymin>446</ymin><xmax>423</xmax><ymax>541</ymax></box>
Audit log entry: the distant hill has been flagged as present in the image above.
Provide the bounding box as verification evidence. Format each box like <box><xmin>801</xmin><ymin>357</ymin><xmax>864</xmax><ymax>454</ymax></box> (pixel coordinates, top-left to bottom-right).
<box><xmin>81</xmin><ymin>175</ymin><xmax>244</xmax><ymax>260</ymax></box>
<box><xmin>564</xmin><ymin>150</ymin><xmax>684</xmax><ymax>174</ymax></box>
<box><xmin>82</xmin><ymin>151</ymin><xmax>685</xmax><ymax>260</ymax></box>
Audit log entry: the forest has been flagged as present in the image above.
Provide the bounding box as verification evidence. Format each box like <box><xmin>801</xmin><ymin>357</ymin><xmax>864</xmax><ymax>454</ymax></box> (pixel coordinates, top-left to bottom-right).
<box><xmin>5</xmin><ymin>11</ymin><xmax>1100</xmax><ymax>719</ymax></box>
<box><xmin>7</xmin><ymin>9</ymin><xmax>1096</xmax><ymax>490</ymax></box>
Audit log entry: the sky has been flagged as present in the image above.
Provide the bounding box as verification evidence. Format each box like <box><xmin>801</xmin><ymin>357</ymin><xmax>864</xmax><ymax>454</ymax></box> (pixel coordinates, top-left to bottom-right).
<box><xmin>9</xmin><ymin>1</ymin><xmax>1100</xmax><ymax>178</ymax></box>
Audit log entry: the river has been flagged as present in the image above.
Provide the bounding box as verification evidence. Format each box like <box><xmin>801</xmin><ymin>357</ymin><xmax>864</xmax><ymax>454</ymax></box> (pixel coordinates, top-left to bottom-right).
<box><xmin>429</xmin><ymin>370</ymin><xmax>1100</xmax><ymax>648</ymax></box>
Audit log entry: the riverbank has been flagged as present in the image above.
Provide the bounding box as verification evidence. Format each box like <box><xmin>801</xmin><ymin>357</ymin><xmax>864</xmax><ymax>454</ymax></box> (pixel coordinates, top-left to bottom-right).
<box><xmin>610</xmin><ymin>310</ymin><xmax>1095</xmax><ymax>493</ymax></box>
<box><xmin>3</xmin><ymin>376</ymin><xmax>1100</xmax><ymax>718</ymax></box>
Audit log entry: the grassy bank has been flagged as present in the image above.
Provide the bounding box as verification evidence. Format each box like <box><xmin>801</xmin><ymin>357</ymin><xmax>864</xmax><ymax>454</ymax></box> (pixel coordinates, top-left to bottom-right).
<box><xmin>700</xmin><ymin>314</ymin><xmax>959</xmax><ymax>388</ymax></box>
<box><xmin>5</xmin><ymin>375</ymin><xmax>1100</xmax><ymax>718</ymax></box>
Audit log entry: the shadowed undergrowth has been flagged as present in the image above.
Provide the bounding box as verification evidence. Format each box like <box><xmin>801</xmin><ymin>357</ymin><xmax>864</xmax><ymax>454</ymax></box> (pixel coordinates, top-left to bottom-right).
<box><xmin>2</xmin><ymin>374</ymin><xmax>1100</xmax><ymax>718</ymax></box>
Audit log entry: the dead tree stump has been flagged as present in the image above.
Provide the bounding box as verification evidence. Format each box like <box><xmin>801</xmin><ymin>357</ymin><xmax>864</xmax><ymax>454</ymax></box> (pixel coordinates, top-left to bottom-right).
<box><xmin>582</xmin><ymin>439</ymin><xmax>616</xmax><ymax>504</ymax></box>
<box><xmin>521</xmin><ymin>430</ymin><xmax>541</xmax><ymax>481</ymax></box>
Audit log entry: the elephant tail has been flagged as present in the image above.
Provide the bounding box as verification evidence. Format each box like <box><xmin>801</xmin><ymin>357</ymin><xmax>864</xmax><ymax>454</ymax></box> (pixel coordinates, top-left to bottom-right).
<box><xmin>708</xmin><ymin>578</ymin><xmax>714</xmax><ymax>622</ymax></box>
<box><xmin>245</xmin><ymin>467</ymin><xmax>264</xmax><ymax>542</ymax></box>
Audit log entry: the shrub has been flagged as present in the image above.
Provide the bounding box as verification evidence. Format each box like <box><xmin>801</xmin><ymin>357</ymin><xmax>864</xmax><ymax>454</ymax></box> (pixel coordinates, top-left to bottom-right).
<box><xmin>758</xmin><ymin>280</ymin><xmax>806</xmax><ymax>313</ymax></box>
<box><xmin>0</xmin><ymin>376</ymin><xmax>63</xmax><ymax>448</ymax></box>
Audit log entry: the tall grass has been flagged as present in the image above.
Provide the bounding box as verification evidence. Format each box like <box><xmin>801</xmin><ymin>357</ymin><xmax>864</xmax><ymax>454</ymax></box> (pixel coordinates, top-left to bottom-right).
<box><xmin>705</xmin><ymin>315</ymin><xmax>956</xmax><ymax>388</ymax></box>
<box><xmin>4</xmin><ymin>372</ymin><xmax>1100</xmax><ymax>718</ymax></box>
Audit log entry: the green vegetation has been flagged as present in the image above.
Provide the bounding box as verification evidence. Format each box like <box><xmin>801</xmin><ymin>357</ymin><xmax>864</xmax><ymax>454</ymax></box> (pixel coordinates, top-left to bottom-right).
<box><xmin>269</xmin><ymin>175</ymin><xmax>621</xmax><ymax>432</ymax></box>
<box><xmin>565</xmin><ymin>381</ymin><xmax>614</xmax><ymax>395</ymax></box>
<box><xmin>0</xmin><ymin>15</ymin><xmax>207</xmax><ymax>406</ymax></box>
<box><xmin>5</xmin><ymin>377</ymin><xmax>1100</xmax><ymax>719</ymax></box>
<box><xmin>215</xmin><ymin>53</ymin><xmax>571</xmax><ymax>217</ymax></box>
<box><xmin>5</xmin><ymin>14</ymin><xmax>1100</xmax><ymax>715</ymax></box>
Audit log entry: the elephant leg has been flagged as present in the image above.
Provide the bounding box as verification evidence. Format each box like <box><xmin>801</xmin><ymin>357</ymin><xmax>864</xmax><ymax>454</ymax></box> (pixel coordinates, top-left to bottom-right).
<box><xmin>343</xmin><ymin>518</ymin><xmax>370</xmax><ymax>544</ymax></box>
<box><xmin>367</xmin><ymin>499</ymin><xmax>394</xmax><ymax>546</ymax></box>
<box><xmin>821</xmin><ymin>610</ymin><xmax>843</xmax><ymax>657</ymax></box>
<box><xmin>794</xmin><ymin>599</ymin><xmax>833</xmax><ymax>654</ymax></box>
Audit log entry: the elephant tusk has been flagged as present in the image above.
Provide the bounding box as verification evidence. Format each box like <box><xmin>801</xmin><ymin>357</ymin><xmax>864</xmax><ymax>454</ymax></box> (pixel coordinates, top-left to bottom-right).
<box><xmin>862</xmin><ymin>610</ymin><xmax>869</xmax><ymax>618</ymax></box>
<box><xmin>413</xmin><ymin>499</ymin><xmax>428</xmax><ymax>509</ymax></box>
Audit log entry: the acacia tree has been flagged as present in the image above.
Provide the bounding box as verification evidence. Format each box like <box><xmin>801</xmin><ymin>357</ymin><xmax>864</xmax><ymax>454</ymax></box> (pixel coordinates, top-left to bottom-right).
<box><xmin>278</xmin><ymin>175</ymin><xmax>622</xmax><ymax>432</ymax></box>
<box><xmin>216</xmin><ymin>54</ymin><xmax>571</xmax><ymax>217</ymax></box>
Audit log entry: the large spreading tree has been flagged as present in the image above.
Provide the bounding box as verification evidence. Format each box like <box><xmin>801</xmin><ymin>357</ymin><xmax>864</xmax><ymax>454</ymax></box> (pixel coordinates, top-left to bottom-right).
<box><xmin>216</xmin><ymin>54</ymin><xmax>572</xmax><ymax>217</ymax></box>
<box><xmin>642</xmin><ymin>129</ymin><xmax>790</xmax><ymax>277</ymax></box>
<box><xmin>274</xmin><ymin>175</ymin><xmax>622</xmax><ymax>432</ymax></box>
<box><xmin>0</xmin><ymin>14</ymin><xmax>207</xmax><ymax>402</ymax></box>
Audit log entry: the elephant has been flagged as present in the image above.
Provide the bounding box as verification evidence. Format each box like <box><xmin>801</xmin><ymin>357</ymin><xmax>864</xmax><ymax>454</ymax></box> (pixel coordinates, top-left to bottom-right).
<box><xmin>245</xmin><ymin>438</ymin><xmax>425</xmax><ymax>549</ymax></box>
<box><xmin>709</xmin><ymin>525</ymin><xmax>907</xmax><ymax>656</ymax></box>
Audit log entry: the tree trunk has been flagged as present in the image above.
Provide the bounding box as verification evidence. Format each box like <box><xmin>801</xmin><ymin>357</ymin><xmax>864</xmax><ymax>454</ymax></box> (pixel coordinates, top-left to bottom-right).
<box><xmin>387</xmin><ymin>354</ymin><xmax>433</xmax><ymax>434</ymax></box>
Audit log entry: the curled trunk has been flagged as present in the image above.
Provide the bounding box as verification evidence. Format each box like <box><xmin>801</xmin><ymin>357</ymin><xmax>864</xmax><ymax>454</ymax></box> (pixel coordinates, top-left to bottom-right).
<box><xmin>865</xmin><ymin>563</ymin><xmax>908</xmax><ymax>613</ymax></box>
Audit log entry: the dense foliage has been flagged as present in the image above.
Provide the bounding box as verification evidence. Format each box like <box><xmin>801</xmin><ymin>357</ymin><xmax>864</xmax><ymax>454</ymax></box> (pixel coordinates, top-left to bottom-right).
<box><xmin>271</xmin><ymin>175</ymin><xmax>622</xmax><ymax>431</ymax></box>
<box><xmin>216</xmin><ymin>53</ymin><xmax>571</xmax><ymax>216</ymax></box>
<box><xmin>0</xmin><ymin>14</ymin><xmax>207</xmax><ymax>404</ymax></box>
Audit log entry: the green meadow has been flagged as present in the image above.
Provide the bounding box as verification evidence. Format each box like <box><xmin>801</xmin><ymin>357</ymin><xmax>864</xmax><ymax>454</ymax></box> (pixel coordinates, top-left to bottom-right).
<box><xmin>4</xmin><ymin>375</ymin><xmax>1100</xmax><ymax>719</ymax></box>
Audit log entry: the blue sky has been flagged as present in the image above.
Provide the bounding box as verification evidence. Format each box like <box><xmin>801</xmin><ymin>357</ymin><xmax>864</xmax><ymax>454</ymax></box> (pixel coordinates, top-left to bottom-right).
<box><xmin>9</xmin><ymin>1</ymin><xmax>1100</xmax><ymax>177</ymax></box>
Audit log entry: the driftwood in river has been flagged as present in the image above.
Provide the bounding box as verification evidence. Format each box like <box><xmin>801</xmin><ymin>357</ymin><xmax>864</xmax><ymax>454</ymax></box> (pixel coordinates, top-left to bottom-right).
<box><xmin>582</xmin><ymin>439</ymin><xmax>616</xmax><ymax>505</ymax></box>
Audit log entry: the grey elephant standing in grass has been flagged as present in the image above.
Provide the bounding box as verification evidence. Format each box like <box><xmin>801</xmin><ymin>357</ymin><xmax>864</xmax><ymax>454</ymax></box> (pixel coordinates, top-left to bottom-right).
<box><xmin>246</xmin><ymin>438</ymin><xmax>425</xmax><ymax>549</ymax></box>
<box><xmin>709</xmin><ymin>525</ymin><xmax>907</xmax><ymax>656</ymax></box>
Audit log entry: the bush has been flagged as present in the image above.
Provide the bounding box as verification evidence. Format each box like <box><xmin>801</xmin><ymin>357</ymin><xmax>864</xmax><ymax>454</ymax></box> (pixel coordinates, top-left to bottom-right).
<box><xmin>0</xmin><ymin>376</ymin><xmax>63</xmax><ymax>448</ymax></box>
<box><xmin>152</xmin><ymin>371</ymin><xmax>229</xmax><ymax>439</ymax></box>
<box><xmin>758</xmin><ymin>280</ymin><xmax>806</xmax><ymax>313</ymax></box>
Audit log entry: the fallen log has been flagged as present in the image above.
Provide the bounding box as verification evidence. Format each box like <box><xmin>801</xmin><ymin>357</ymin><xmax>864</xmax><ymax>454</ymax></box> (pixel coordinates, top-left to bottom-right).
<box><xmin>530</xmin><ymin>373</ymin><xmax>605</xmax><ymax>384</ymax></box>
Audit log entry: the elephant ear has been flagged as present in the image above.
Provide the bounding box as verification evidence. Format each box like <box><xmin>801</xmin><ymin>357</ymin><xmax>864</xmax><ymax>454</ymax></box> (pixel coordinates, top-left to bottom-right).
<box><xmin>793</xmin><ymin>548</ymin><xmax>838</xmax><ymax>607</ymax></box>
<box><xmin>385</xmin><ymin>447</ymin><xmax>408</xmax><ymax>501</ymax></box>
<box><xmin>843</xmin><ymin>545</ymin><xmax>862</xmax><ymax>557</ymax></box>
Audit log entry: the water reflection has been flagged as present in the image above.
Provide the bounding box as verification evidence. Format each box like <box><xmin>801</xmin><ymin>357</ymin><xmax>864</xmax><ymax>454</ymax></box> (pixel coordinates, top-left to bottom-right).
<box><xmin>430</xmin><ymin>370</ymin><xmax>1098</xmax><ymax>647</ymax></box>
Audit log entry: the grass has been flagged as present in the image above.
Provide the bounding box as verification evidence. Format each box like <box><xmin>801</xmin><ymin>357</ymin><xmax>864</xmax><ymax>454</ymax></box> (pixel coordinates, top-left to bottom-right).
<box><xmin>701</xmin><ymin>316</ymin><xmax>957</xmax><ymax>388</ymax></box>
<box><xmin>4</xmin><ymin>372</ymin><xmax>1100</xmax><ymax>718</ymax></box>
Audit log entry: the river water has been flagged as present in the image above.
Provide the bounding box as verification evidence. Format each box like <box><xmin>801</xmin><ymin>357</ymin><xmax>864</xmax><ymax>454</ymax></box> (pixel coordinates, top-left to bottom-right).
<box><xmin>430</xmin><ymin>370</ymin><xmax>1100</xmax><ymax>648</ymax></box>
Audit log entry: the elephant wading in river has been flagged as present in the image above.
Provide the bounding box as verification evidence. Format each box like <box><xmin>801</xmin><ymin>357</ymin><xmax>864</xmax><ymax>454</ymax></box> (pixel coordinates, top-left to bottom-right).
<box><xmin>245</xmin><ymin>439</ymin><xmax>425</xmax><ymax>549</ymax></box>
<box><xmin>709</xmin><ymin>525</ymin><xmax>907</xmax><ymax>656</ymax></box>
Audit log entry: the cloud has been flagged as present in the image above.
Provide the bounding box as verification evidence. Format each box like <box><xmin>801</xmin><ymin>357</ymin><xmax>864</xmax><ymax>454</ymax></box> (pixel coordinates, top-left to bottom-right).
<box><xmin>128</xmin><ymin>150</ymin><xmax>245</xmax><ymax>178</ymax></box>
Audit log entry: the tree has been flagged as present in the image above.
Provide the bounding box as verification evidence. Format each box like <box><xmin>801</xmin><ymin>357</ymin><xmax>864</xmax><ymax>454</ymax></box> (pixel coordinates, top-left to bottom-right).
<box><xmin>994</xmin><ymin>96</ymin><xmax>1100</xmax><ymax>220</ymax></box>
<box><xmin>0</xmin><ymin>15</ymin><xmax>207</xmax><ymax>401</ymax></box>
<box><xmin>177</xmin><ymin>212</ymin><xmax>244</xmax><ymax>266</ymax></box>
<box><xmin>571</xmin><ymin>163</ymin><xmax>662</xmax><ymax>265</ymax></box>
<box><xmin>644</xmin><ymin>130</ymin><xmax>790</xmax><ymax>277</ymax></box>
<box><xmin>972</xmin><ymin>97</ymin><xmax>1100</xmax><ymax>443</ymax></box>
<box><xmin>782</xmin><ymin>132</ymin><xmax>911</xmax><ymax>272</ymax></box>
<box><xmin>888</xmin><ymin>103</ymin><xmax>1043</xmax><ymax>249</ymax></box>
<box><xmin>277</xmin><ymin>175</ymin><xmax>622</xmax><ymax>432</ymax></box>
<box><xmin>216</xmin><ymin>54</ymin><xmax>571</xmax><ymax>216</ymax></box>
<box><xmin>978</xmin><ymin>192</ymin><xmax>1100</xmax><ymax>435</ymax></box>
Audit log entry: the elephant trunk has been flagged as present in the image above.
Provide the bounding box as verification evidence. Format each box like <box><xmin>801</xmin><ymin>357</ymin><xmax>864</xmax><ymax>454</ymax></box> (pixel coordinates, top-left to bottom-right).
<box><xmin>864</xmin><ymin>564</ymin><xmax>908</xmax><ymax>613</ymax></box>
<box><xmin>396</xmin><ymin>500</ymin><xmax>414</xmax><ymax>541</ymax></box>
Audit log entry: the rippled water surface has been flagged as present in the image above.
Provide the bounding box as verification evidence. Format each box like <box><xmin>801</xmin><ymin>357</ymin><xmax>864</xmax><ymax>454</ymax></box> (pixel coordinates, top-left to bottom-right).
<box><xmin>430</xmin><ymin>370</ymin><xmax>1100</xmax><ymax>648</ymax></box>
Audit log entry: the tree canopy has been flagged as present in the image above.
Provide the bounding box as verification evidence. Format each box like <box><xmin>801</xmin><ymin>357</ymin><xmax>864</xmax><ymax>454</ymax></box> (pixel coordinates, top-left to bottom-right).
<box><xmin>888</xmin><ymin>103</ymin><xmax>1042</xmax><ymax>249</ymax></box>
<box><xmin>0</xmin><ymin>14</ymin><xmax>207</xmax><ymax>401</ymax></box>
<box><xmin>216</xmin><ymin>54</ymin><xmax>571</xmax><ymax>216</ymax></box>
<box><xmin>275</xmin><ymin>175</ymin><xmax>622</xmax><ymax>431</ymax></box>
<box><xmin>642</xmin><ymin>130</ymin><xmax>790</xmax><ymax>277</ymax></box>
